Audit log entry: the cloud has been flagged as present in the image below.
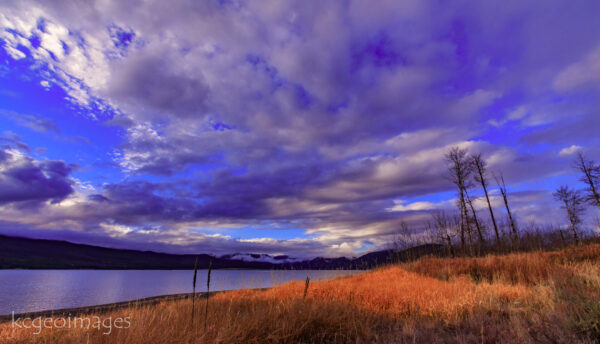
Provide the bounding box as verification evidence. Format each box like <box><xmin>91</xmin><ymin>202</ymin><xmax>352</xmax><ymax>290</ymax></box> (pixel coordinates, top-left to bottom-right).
<box><xmin>559</xmin><ymin>145</ymin><xmax>582</xmax><ymax>157</ymax></box>
<box><xmin>105</xmin><ymin>53</ymin><xmax>210</xmax><ymax>120</ymax></box>
<box><xmin>451</xmin><ymin>89</ymin><xmax>500</xmax><ymax>117</ymax></box>
<box><xmin>554</xmin><ymin>46</ymin><xmax>600</xmax><ymax>92</ymax></box>
<box><xmin>489</xmin><ymin>106</ymin><xmax>529</xmax><ymax>127</ymax></box>
<box><xmin>0</xmin><ymin>144</ymin><xmax>74</xmax><ymax>205</ymax></box>
<box><xmin>387</xmin><ymin>199</ymin><xmax>456</xmax><ymax>212</ymax></box>
<box><xmin>0</xmin><ymin>1</ymin><xmax>599</xmax><ymax>256</ymax></box>
<box><xmin>1</xmin><ymin>110</ymin><xmax>60</xmax><ymax>134</ymax></box>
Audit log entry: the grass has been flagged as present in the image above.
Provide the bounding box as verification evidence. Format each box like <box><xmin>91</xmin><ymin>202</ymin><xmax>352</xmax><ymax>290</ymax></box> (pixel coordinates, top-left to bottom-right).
<box><xmin>2</xmin><ymin>244</ymin><xmax>600</xmax><ymax>343</ymax></box>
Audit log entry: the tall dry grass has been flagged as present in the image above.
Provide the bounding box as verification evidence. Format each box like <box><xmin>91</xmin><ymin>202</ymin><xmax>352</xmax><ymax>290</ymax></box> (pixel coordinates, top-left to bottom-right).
<box><xmin>222</xmin><ymin>266</ymin><xmax>549</xmax><ymax>321</ymax></box>
<box><xmin>1</xmin><ymin>244</ymin><xmax>599</xmax><ymax>343</ymax></box>
<box><xmin>402</xmin><ymin>243</ymin><xmax>600</xmax><ymax>285</ymax></box>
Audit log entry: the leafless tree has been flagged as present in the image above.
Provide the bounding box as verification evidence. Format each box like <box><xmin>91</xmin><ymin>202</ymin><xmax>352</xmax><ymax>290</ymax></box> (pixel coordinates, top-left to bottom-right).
<box><xmin>431</xmin><ymin>210</ymin><xmax>454</xmax><ymax>257</ymax></box>
<box><xmin>450</xmin><ymin>212</ymin><xmax>464</xmax><ymax>252</ymax></box>
<box><xmin>445</xmin><ymin>147</ymin><xmax>474</xmax><ymax>255</ymax></box>
<box><xmin>393</xmin><ymin>221</ymin><xmax>429</xmax><ymax>261</ymax></box>
<box><xmin>390</xmin><ymin>221</ymin><xmax>414</xmax><ymax>256</ymax></box>
<box><xmin>495</xmin><ymin>173</ymin><xmax>518</xmax><ymax>244</ymax></box>
<box><xmin>559</xmin><ymin>229</ymin><xmax>567</xmax><ymax>248</ymax></box>
<box><xmin>465</xmin><ymin>188</ymin><xmax>485</xmax><ymax>249</ymax></box>
<box><xmin>574</xmin><ymin>152</ymin><xmax>600</xmax><ymax>211</ymax></box>
<box><xmin>553</xmin><ymin>185</ymin><xmax>585</xmax><ymax>245</ymax></box>
<box><xmin>472</xmin><ymin>153</ymin><xmax>500</xmax><ymax>246</ymax></box>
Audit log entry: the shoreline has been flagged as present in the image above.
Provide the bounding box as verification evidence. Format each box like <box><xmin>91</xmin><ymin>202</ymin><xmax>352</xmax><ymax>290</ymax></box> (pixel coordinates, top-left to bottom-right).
<box><xmin>0</xmin><ymin>270</ymin><xmax>362</xmax><ymax>323</ymax></box>
<box><xmin>0</xmin><ymin>289</ymin><xmax>267</xmax><ymax>323</ymax></box>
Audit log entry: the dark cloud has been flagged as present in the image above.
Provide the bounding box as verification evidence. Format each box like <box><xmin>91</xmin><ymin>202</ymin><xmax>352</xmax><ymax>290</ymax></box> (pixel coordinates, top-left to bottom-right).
<box><xmin>0</xmin><ymin>133</ymin><xmax>31</xmax><ymax>153</ymax></box>
<box><xmin>521</xmin><ymin>111</ymin><xmax>600</xmax><ymax>147</ymax></box>
<box><xmin>106</xmin><ymin>54</ymin><xmax>210</xmax><ymax>120</ymax></box>
<box><xmin>0</xmin><ymin>148</ymin><xmax>74</xmax><ymax>205</ymax></box>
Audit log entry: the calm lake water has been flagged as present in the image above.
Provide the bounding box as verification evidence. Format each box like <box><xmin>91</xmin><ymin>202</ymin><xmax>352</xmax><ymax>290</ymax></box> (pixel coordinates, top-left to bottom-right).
<box><xmin>0</xmin><ymin>269</ymin><xmax>359</xmax><ymax>315</ymax></box>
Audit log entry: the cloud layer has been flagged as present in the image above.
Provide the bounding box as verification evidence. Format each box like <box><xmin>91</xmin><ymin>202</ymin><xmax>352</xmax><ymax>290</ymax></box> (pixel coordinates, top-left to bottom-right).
<box><xmin>0</xmin><ymin>0</ymin><xmax>599</xmax><ymax>257</ymax></box>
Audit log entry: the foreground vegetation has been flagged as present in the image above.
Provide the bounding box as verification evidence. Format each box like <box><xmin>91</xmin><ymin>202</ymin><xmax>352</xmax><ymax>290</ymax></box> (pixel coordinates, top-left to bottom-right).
<box><xmin>2</xmin><ymin>244</ymin><xmax>599</xmax><ymax>343</ymax></box>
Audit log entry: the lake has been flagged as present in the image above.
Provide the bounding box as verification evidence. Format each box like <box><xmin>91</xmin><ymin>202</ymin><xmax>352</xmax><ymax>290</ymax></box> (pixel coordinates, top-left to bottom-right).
<box><xmin>0</xmin><ymin>269</ymin><xmax>359</xmax><ymax>315</ymax></box>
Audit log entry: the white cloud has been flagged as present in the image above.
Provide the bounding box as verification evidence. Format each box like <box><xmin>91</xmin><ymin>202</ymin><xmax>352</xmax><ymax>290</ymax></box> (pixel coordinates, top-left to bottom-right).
<box><xmin>387</xmin><ymin>199</ymin><xmax>454</xmax><ymax>212</ymax></box>
<box><xmin>507</xmin><ymin>106</ymin><xmax>528</xmax><ymax>121</ymax></box>
<box><xmin>558</xmin><ymin>145</ymin><xmax>582</xmax><ymax>157</ymax></box>
<box><xmin>451</xmin><ymin>89</ymin><xmax>500</xmax><ymax>116</ymax></box>
<box><xmin>554</xmin><ymin>46</ymin><xmax>600</xmax><ymax>92</ymax></box>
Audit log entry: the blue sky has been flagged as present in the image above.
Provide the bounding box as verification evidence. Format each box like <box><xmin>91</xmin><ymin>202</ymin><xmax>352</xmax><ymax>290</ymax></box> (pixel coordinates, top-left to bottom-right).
<box><xmin>0</xmin><ymin>0</ymin><xmax>599</xmax><ymax>258</ymax></box>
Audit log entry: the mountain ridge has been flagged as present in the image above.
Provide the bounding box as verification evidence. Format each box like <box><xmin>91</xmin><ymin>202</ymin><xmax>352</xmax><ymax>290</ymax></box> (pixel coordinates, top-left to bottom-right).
<box><xmin>0</xmin><ymin>234</ymin><xmax>444</xmax><ymax>270</ymax></box>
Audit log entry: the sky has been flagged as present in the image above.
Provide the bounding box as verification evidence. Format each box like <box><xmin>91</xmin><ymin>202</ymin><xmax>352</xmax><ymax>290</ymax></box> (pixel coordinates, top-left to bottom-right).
<box><xmin>0</xmin><ymin>0</ymin><xmax>599</xmax><ymax>258</ymax></box>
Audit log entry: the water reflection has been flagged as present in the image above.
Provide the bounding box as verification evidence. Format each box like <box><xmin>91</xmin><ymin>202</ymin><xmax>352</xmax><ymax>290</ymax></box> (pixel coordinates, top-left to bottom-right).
<box><xmin>0</xmin><ymin>269</ymin><xmax>359</xmax><ymax>315</ymax></box>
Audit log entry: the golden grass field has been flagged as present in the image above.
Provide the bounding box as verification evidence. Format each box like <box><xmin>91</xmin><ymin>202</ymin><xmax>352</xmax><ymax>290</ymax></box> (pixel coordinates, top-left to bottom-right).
<box><xmin>2</xmin><ymin>244</ymin><xmax>600</xmax><ymax>343</ymax></box>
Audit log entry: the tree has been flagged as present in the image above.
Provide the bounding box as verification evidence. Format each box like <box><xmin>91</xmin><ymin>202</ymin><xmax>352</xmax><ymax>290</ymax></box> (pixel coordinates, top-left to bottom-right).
<box><xmin>431</xmin><ymin>210</ymin><xmax>454</xmax><ymax>257</ymax></box>
<box><xmin>574</xmin><ymin>153</ymin><xmax>600</xmax><ymax>211</ymax></box>
<box><xmin>495</xmin><ymin>173</ymin><xmax>518</xmax><ymax>244</ymax></box>
<box><xmin>553</xmin><ymin>185</ymin><xmax>585</xmax><ymax>245</ymax></box>
<box><xmin>389</xmin><ymin>221</ymin><xmax>417</xmax><ymax>262</ymax></box>
<box><xmin>465</xmin><ymin>188</ymin><xmax>485</xmax><ymax>248</ymax></box>
<box><xmin>445</xmin><ymin>147</ymin><xmax>474</xmax><ymax>255</ymax></box>
<box><xmin>472</xmin><ymin>153</ymin><xmax>500</xmax><ymax>246</ymax></box>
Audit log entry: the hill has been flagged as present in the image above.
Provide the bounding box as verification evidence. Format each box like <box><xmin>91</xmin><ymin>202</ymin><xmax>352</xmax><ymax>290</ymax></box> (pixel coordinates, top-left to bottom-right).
<box><xmin>0</xmin><ymin>234</ymin><xmax>443</xmax><ymax>269</ymax></box>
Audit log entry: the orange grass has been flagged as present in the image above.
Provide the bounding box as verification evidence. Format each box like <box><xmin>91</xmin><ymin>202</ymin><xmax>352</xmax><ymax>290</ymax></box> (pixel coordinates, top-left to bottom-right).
<box><xmin>402</xmin><ymin>251</ymin><xmax>553</xmax><ymax>285</ymax></box>
<box><xmin>217</xmin><ymin>266</ymin><xmax>544</xmax><ymax>321</ymax></box>
<box><xmin>1</xmin><ymin>243</ymin><xmax>599</xmax><ymax>343</ymax></box>
<box><xmin>402</xmin><ymin>243</ymin><xmax>600</xmax><ymax>285</ymax></box>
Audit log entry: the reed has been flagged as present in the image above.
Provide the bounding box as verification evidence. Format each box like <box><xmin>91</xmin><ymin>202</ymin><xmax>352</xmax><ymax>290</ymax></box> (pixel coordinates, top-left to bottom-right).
<box><xmin>303</xmin><ymin>276</ymin><xmax>310</xmax><ymax>300</ymax></box>
<box><xmin>191</xmin><ymin>256</ymin><xmax>199</xmax><ymax>324</ymax></box>
<box><xmin>204</xmin><ymin>258</ymin><xmax>212</xmax><ymax>331</ymax></box>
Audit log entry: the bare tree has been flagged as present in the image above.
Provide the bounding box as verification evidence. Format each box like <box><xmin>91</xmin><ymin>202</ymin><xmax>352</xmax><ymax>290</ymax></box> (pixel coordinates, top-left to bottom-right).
<box><xmin>389</xmin><ymin>221</ymin><xmax>411</xmax><ymax>262</ymax></box>
<box><xmin>390</xmin><ymin>221</ymin><xmax>415</xmax><ymax>255</ymax></box>
<box><xmin>445</xmin><ymin>147</ymin><xmax>474</xmax><ymax>255</ymax></box>
<box><xmin>450</xmin><ymin>212</ymin><xmax>464</xmax><ymax>253</ymax></box>
<box><xmin>465</xmin><ymin>188</ymin><xmax>485</xmax><ymax>249</ymax></box>
<box><xmin>553</xmin><ymin>185</ymin><xmax>585</xmax><ymax>245</ymax></box>
<box><xmin>431</xmin><ymin>210</ymin><xmax>454</xmax><ymax>257</ymax></box>
<box><xmin>495</xmin><ymin>173</ymin><xmax>518</xmax><ymax>244</ymax></box>
<box><xmin>472</xmin><ymin>153</ymin><xmax>500</xmax><ymax>246</ymax></box>
<box><xmin>559</xmin><ymin>229</ymin><xmax>567</xmax><ymax>248</ymax></box>
<box><xmin>574</xmin><ymin>152</ymin><xmax>600</xmax><ymax>211</ymax></box>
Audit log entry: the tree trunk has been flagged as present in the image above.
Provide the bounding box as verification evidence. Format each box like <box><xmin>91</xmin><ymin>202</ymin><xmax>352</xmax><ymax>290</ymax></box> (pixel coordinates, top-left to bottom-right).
<box><xmin>482</xmin><ymin>181</ymin><xmax>500</xmax><ymax>245</ymax></box>
<box><xmin>498</xmin><ymin>175</ymin><xmax>518</xmax><ymax>245</ymax></box>
<box><xmin>505</xmin><ymin>201</ymin><xmax>518</xmax><ymax>245</ymax></box>
<box><xmin>459</xmin><ymin>202</ymin><xmax>466</xmax><ymax>253</ymax></box>
<box><xmin>466</xmin><ymin>191</ymin><xmax>485</xmax><ymax>247</ymax></box>
<box><xmin>570</xmin><ymin>222</ymin><xmax>580</xmax><ymax>245</ymax></box>
<box><xmin>460</xmin><ymin>189</ymin><xmax>473</xmax><ymax>255</ymax></box>
<box><xmin>585</xmin><ymin>172</ymin><xmax>600</xmax><ymax>211</ymax></box>
<box><xmin>446</xmin><ymin>234</ymin><xmax>454</xmax><ymax>257</ymax></box>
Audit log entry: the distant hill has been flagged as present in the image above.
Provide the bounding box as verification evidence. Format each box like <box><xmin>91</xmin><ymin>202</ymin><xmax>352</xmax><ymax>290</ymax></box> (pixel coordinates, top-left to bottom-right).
<box><xmin>0</xmin><ymin>235</ymin><xmax>270</xmax><ymax>269</ymax></box>
<box><xmin>0</xmin><ymin>234</ymin><xmax>444</xmax><ymax>270</ymax></box>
